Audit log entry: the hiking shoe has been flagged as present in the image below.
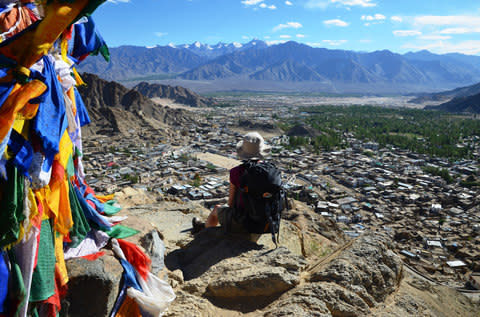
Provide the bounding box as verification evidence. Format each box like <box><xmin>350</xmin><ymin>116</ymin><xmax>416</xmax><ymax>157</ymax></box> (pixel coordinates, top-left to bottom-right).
<box><xmin>192</xmin><ymin>217</ymin><xmax>205</xmax><ymax>234</ymax></box>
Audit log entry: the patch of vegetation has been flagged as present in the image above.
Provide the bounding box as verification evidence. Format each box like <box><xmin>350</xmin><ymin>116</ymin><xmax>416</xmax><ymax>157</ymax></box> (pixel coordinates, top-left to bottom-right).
<box><xmin>363</xmin><ymin>150</ymin><xmax>375</xmax><ymax>158</ymax></box>
<box><xmin>422</xmin><ymin>166</ymin><xmax>455</xmax><ymax>184</ymax></box>
<box><xmin>284</xmin><ymin>105</ymin><xmax>480</xmax><ymax>159</ymax></box>
<box><xmin>122</xmin><ymin>173</ymin><xmax>139</xmax><ymax>184</ymax></box>
<box><xmin>192</xmin><ymin>173</ymin><xmax>202</xmax><ymax>187</ymax></box>
<box><xmin>178</xmin><ymin>153</ymin><xmax>196</xmax><ymax>163</ymax></box>
<box><xmin>460</xmin><ymin>175</ymin><xmax>480</xmax><ymax>188</ymax></box>
<box><xmin>206</xmin><ymin>163</ymin><xmax>217</xmax><ymax>170</ymax></box>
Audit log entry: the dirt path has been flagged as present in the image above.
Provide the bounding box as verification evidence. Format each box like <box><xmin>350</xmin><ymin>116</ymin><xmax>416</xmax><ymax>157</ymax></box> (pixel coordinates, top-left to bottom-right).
<box><xmin>194</xmin><ymin>152</ymin><xmax>241</xmax><ymax>170</ymax></box>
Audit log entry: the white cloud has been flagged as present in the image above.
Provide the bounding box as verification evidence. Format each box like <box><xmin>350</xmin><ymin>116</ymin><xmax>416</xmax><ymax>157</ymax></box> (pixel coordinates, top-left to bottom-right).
<box><xmin>413</xmin><ymin>15</ymin><xmax>480</xmax><ymax>27</ymax></box>
<box><xmin>154</xmin><ymin>32</ymin><xmax>168</xmax><ymax>37</ymax></box>
<box><xmin>402</xmin><ymin>40</ymin><xmax>480</xmax><ymax>55</ymax></box>
<box><xmin>439</xmin><ymin>27</ymin><xmax>480</xmax><ymax>34</ymax></box>
<box><xmin>268</xmin><ymin>5</ymin><xmax>277</xmax><ymax>9</ymax></box>
<box><xmin>296</xmin><ymin>34</ymin><xmax>305</xmax><ymax>38</ymax></box>
<box><xmin>280</xmin><ymin>35</ymin><xmax>292</xmax><ymax>38</ymax></box>
<box><xmin>359</xmin><ymin>39</ymin><xmax>372</xmax><ymax>43</ymax></box>
<box><xmin>241</xmin><ymin>0</ymin><xmax>264</xmax><ymax>5</ymax></box>
<box><xmin>323</xmin><ymin>19</ymin><xmax>349</xmax><ymax>27</ymax></box>
<box><xmin>264</xmin><ymin>35</ymin><xmax>271</xmax><ymax>39</ymax></box>
<box><xmin>285</xmin><ymin>1</ymin><xmax>293</xmax><ymax>5</ymax></box>
<box><xmin>418</xmin><ymin>34</ymin><xmax>452</xmax><ymax>40</ymax></box>
<box><xmin>273</xmin><ymin>22</ymin><xmax>303</xmax><ymax>31</ymax></box>
<box><xmin>242</xmin><ymin>35</ymin><xmax>250</xmax><ymax>39</ymax></box>
<box><xmin>266</xmin><ymin>40</ymin><xmax>288</xmax><ymax>45</ymax></box>
<box><xmin>322</xmin><ymin>39</ymin><xmax>347</xmax><ymax>46</ymax></box>
<box><xmin>305</xmin><ymin>0</ymin><xmax>376</xmax><ymax>9</ymax></box>
<box><xmin>391</xmin><ymin>16</ymin><xmax>402</xmax><ymax>22</ymax></box>
<box><xmin>393</xmin><ymin>30</ymin><xmax>421</xmax><ymax>37</ymax></box>
<box><xmin>361</xmin><ymin>14</ymin><xmax>385</xmax><ymax>21</ymax></box>
<box><xmin>260</xmin><ymin>3</ymin><xmax>267</xmax><ymax>8</ymax></box>
<box><xmin>331</xmin><ymin>0</ymin><xmax>375</xmax><ymax>6</ymax></box>
<box><xmin>306</xmin><ymin>42</ymin><xmax>324</xmax><ymax>47</ymax></box>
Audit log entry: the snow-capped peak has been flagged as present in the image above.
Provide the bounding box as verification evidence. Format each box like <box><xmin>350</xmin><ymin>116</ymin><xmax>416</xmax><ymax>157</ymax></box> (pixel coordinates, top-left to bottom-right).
<box><xmin>233</xmin><ymin>42</ymin><xmax>242</xmax><ymax>48</ymax></box>
<box><xmin>168</xmin><ymin>43</ymin><xmax>176</xmax><ymax>48</ymax></box>
<box><xmin>194</xmin><ymin>41</ymin><xmax>202</xmax><ymax>48</ymax></box>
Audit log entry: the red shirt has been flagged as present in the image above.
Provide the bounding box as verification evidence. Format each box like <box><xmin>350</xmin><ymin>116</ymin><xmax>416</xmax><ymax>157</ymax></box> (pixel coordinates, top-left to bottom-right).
<box><xmin>230</xmin><ymin>165</ymin><xmax>245</xmax><ymax>210</ymax></box>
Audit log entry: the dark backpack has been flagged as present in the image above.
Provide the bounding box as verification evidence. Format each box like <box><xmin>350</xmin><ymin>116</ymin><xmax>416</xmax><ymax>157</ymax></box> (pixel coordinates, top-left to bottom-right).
<box><xmin>237</xmin><ymin>160</ymin><xmax>287</xmax><ymax>246</ymax></box>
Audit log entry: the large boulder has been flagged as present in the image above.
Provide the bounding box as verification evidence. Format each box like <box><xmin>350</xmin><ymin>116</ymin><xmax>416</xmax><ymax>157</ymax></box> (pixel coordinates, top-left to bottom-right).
<box><xmin>60</xmin><ymin>254</ymin><xmax>122</xmax><ymax>317</ymax></box>
<box><xmin>309</xmin><ymin>232</ymin><xmax>403</xmax><ymax>306</ymax></box>
<box><xmin>261</xmin><ymin>232</ymin><xmax>404</xmax><ymax>317</ymax></box>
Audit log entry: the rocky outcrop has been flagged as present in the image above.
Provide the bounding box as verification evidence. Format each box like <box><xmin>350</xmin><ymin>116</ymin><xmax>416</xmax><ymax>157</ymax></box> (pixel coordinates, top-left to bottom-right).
<box><xmin>251</xmin><ymin>233</ymin><xmax>402</xmax><ymax>317</ymax></box>
<box><xmin>61</xmin><ymin>253</ymin><xmax>122</xmax><ymax>317</ymax></box>
<box><xmin>309</xmin><ymin>233</ymin><xmax>403</xmax><ymax>305</ymax></box>
<box><xmin>77</xmin><ymin>73</ymin><xmax>199</xmax><ymax>136</ymax></box>
<box><xmin>133</xmin><ymin>82</ymin><xmax>214</xmax><ymax>107</ymax></box>
<box><xmin>163</xmin><ymin>224</ymin><xmax>403</xmax><ymax>316</ymax></box>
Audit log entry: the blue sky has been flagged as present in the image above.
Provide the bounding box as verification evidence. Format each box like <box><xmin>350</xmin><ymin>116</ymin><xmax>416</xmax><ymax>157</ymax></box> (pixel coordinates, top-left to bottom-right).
<box><xmin>93</xmin><ymin>0</ymin><xmax>480</xmax><ymax>55</ymax></box>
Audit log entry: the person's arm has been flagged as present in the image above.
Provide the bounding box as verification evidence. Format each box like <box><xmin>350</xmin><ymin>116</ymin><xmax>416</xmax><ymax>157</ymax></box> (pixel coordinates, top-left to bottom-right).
<box><xmin>227</xmin><ymin>183</ymin><xmax>236</xmax><ymax>207</ymax></box>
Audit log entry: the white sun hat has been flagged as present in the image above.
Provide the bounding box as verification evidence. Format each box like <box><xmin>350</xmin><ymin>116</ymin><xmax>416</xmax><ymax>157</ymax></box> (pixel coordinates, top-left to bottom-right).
<box><xmin>236</xmin><ymin>131</ymin><xmax>270</xmax><ymax>160</ymax></box>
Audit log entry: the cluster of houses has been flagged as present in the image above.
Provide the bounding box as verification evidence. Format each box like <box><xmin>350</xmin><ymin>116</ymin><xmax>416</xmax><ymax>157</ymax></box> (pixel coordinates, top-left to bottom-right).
<box><xmin>81</xmin><ymin>105</ymin><xmax>480</xmax><ymax>290</ymax></box>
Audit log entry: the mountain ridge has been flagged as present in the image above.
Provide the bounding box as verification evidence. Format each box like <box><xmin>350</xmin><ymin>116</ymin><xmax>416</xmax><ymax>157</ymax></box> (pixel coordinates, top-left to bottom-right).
<box><xmin>77</xmin><ymin>40</ymin><xmax>480</xmax><ymax>94</ymax></box>
<box><xmin>77</xmin><ymin>73</ymin><xmax>197</xmax><ymax>136</ymax></box>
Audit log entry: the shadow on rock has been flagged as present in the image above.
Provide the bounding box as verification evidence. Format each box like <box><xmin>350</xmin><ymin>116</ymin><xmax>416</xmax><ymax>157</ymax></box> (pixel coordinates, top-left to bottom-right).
<box><xmin>165</xmin><ymin>227</ymin><xmax>262</xmax><ymax>281</ymax></box>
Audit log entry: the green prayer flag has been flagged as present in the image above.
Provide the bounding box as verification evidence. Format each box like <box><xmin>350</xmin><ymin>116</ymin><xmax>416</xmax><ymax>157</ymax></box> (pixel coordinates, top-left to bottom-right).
<box><xmin>68</xmin><ymin>182</ymin><xmax>91</xmax><ymax>248</ymax></box>
<box><xmin>66</xmin><ymin>155</ymin><xmax>75</xmax><ymax>179</ymax></box>
<box><xmin>102</xmin><ymin>200</ymin><xmax>121</xmax><ymax>216</ymax></box>
<box><xmin>0</xmin><ymin>165</ymin><xmax>24</xmax><ymax>248</ymax></box>
<box><xmin>7</xmin><ymin>249</ymin><xmax>26</xmax><ymax>316</ymax></box>
<box><xmin>30</xmin><ymin>220</ymin><xmax>55</xmax><ymax>302</ymax></box>
<box><xmin>103</xmin><ymin>225</ymin><xmax>139</xmax><ymax>239</ymax></box>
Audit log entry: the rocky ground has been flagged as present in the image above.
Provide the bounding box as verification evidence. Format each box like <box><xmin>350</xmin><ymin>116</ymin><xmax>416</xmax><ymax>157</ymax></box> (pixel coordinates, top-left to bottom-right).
<box><xmin>63</xmin><ymin>187</ymin><xmax>480</xmax><ymax>316</ymax></box>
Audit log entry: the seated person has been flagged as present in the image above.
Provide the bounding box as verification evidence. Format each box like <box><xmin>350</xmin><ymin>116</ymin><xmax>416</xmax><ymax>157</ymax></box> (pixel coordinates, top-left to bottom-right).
<box><xmin>192</xmin><ymin>131</ymin><xmax>270</xmax><ymax>234</ymax></box>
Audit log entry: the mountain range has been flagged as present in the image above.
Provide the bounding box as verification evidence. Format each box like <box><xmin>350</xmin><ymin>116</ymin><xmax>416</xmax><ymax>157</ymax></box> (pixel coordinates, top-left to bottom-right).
<box><xmin>425</xmin><ymin>93</ymin><xmax>480</xmax><ymax>114</ymax></box>
<box><xmin>78</xmin><ymin>40</ymin><xmax>480</xmax><ymax>94</ymax></box>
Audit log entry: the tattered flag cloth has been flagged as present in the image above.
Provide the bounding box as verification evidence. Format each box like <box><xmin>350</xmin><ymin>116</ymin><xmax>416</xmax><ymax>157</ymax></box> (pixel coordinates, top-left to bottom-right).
<box><xmin>104</xmin><ymin>225</ymin><xmax>140</xmax><ymax>240</ymax></box>
<box><xmin>0</xmin><ymin>251</ymin><xmax>8</xmax><ymax>314</ymax></box>
<box><xmin>72</xmin><ymin>16</ymin><xmax>109</xmax><ymax>62</ymax></box>
<box><xmin>12</xmin><ymin>226</ymin><xmax>39</xmax><ymax>317</ymax></box>
<box><xmin>29</xmin><ymin>220</ymin><xmax>55</xmax><ymax>302</ymax></box>
<box><xmin>116</xmin><ymin>239</ymin><xmax>151</xmax><ymax>281</ymax></box>
<box><xmin>0</xmin><ymin>78</ymin><xmax>46</xmax><ymax>165</ymax></box>
<box><xmin>111</xmin><ymin>239</ymin><xmax>175</xmax><ymax>316</ymax></box>
<box><xmin>63</xmin><ymin>230</ymin><xmax>109</xmax><ymax>260</ymax></box>
<box><xmin>103</xmin><ymin>200</ymin><xmax>122</xmax><ymax>216</ymax></box>
<box><xmin>7</xmin><ymin>129</ymin><xmax>33</xmax><ymax>177</ymax></box>
<box><xmin>73</xmin><ymin>87</ymin><xmax>90</xmax><ymax>127</ymax></box>
<box><xmin>67</xmin><ymin>181</ymin><xmax>90</xmax><ymax>248</ymax></box>
<box><xmin>0</xmin><ymin>0</ymin><xmax>173</xmax><ymax>315</ymax></box>
<box><xmin>111</xmin><ymin>240</ymin><xmax>142</xmax><ymax>291</ymax></box>
<box><xmin>0</xmin><ymin>2</ymin><xmax>34</xmax><ymax>41</ymax></box>
<box><xmin>0</xmin><ymin>165</ymin><xmax>24</xmax><ymax>249</ymax></box>
<box><xmin>115</xmin><ymin>294</ymin><xmax>141</xmax><ymax>317</ymax></box>
<box><xmin>7</xmin><ymin>248</ymin><xmax>27</xmax><ymax>316</ymax></box>
<box><xmin>73</xmin><ymin>184</ymin><xmax>112</xmax><ymax>230</ymax></box>
<box><xmin>32</xmin><ymin>56</ymin><xmax>68</xmax><ymax>175</ymax></box>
